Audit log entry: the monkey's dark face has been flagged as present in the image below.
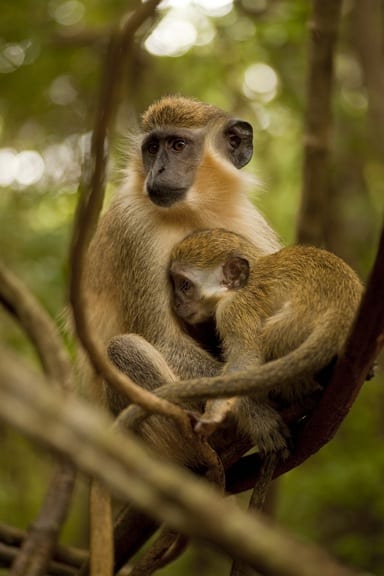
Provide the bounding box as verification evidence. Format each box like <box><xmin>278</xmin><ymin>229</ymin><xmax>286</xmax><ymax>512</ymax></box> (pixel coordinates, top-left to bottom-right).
<box><xmin>170</xmin><ymin>269</ymin><xmax>218</xmax><ymax>325</ymax></box>
<box><xmin>141</xmin><ymin>120</ymin><xmax>253</xmax><ymax>208</ymax></box>
<box><xmin>142</xmin><ymin>128</ymin><xmax>204</xmax><ymax>207</ymax></box>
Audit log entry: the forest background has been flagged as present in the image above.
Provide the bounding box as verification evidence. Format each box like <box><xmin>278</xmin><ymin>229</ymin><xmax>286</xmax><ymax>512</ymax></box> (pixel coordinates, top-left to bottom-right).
<box><xmin>0</xmin><ymin>0</ymin><xmax>383</xmax><ymax>574</ymax></box>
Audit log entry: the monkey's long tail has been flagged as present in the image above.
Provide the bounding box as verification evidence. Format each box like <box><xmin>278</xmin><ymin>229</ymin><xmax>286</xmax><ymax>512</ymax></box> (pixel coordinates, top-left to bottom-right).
<box><xmin>156</xmin><ymin>310</ymin><xmax>350</xmax><ymax>402</ymax></box>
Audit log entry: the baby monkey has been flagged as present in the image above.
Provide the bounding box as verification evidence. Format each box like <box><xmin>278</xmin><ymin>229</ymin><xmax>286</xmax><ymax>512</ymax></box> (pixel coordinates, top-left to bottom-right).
<box><xmin>169</xmin><ymin>228</ymin><xmax>363</xmax><ymax>455</ymax></box>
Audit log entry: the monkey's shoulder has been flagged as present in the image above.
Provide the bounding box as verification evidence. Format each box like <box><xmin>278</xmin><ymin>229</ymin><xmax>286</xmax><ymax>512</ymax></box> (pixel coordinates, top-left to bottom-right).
<box><xmin>254</xmin><ymin>245</ymin><xmax>362</xmax><ymax>288</ymax></box>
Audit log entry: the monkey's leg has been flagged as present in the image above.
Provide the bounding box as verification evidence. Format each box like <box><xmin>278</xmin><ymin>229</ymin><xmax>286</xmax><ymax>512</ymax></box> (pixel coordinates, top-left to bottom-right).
<box><xmin>237</xmin><ymin>400</ymin><xmax>290</xmax><ymax>457</ymax></box>
<box><xmin>230</xmin><ymin>453</ymin><xmax>279</xmax><ymax>576</ymax></box>
<box><xmin>106</xmin><ymin>334</ymin><xmax>177</xmax><ymax>414</ymax></box>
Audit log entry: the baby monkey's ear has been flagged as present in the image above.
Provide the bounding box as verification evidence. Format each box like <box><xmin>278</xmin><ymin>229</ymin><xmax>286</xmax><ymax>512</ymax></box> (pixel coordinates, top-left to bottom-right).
<box><xmin>222</xmin><ymin>256</ymin><xmax>249</xmax><ymax>289</ymax></box>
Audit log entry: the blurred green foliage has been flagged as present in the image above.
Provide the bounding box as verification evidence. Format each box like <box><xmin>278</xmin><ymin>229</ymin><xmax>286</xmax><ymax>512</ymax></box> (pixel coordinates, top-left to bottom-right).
<box><xmin>0</xmin><ymin>1</ymin><xmax>383</xmax><ymax>574</ymax></box>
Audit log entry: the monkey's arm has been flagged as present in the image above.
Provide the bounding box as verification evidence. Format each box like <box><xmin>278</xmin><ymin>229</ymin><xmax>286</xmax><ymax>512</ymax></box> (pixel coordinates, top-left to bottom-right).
<box><xmin>195</xmin><ymin>354</ymin><xmax>261</xmax><ymax>438</ymax></box>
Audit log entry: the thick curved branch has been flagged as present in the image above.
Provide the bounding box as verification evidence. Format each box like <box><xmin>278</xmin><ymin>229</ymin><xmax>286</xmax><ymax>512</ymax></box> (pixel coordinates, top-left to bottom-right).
<box><xmin>296</xmin><ymin>0</ymin><xmax>342</xmax><ymax>245</ymax></box>
<box><xmin>69</xmin><ymin>0</ymin><xmax>188</xmax><ymax>429</ymax></box>
<box><xmin>0</xmin><ymin>350</ymin><xmax>363</xmax><ymax>576</ymax></box>
<box><xmin>0</xmin><ymin>262</ymin><xmax>72</xmax><ymax>390</ymax></box>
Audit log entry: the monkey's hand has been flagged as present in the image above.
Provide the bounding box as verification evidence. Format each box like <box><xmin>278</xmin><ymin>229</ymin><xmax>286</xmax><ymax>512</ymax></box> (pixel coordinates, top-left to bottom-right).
<box><xmin>195</xmin><ymin>397</ymin><xmax>241</xmax><ymax>438</ymax></box>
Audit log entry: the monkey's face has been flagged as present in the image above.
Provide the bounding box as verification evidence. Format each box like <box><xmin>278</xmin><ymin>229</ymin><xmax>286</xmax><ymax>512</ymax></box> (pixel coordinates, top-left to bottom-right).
<box><xmin>169</xmin><ymin>271</ymin><xmax>212</xmax><ymax>325</ymax></box>
<box><xmin>169</xmin><ymin>264</ymin><xmax>227</xmax><ymax>326</ymax></box>
<box><xmin>141</xmin><ymin>128</ymin><xmax>204</xmax><ymax>208</ymax></box>
<box><xmin>140</xmin><ymin>120</ymin><xmax>253</xmax><ymax>209</ymax></box>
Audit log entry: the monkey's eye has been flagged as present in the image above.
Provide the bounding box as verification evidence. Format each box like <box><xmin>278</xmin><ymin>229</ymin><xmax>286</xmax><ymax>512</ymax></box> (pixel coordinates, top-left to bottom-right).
<box><xmin>179</xmin><ymin>278</ymin><xmax>193</xmax><ymax>293</ymax></box>
<box><xmin>147</xmin><ymin>140</ymin><xmax>159</xmax><ymax>155</ymax></box>
<box><xmin>173</xmin><ymin>274</ymin><xmax>193</xmax><ymax>294</ymax></box>
<box><xmin>170</xmin><ymin>138</ymin><xmax>187</xmax><ymax>152</ymax></box>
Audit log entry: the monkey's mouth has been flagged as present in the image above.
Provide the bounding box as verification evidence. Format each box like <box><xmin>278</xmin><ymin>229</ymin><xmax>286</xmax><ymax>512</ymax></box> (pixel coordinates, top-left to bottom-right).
<box><xmin>147</xmin><ymin>184</ymin><xmax>188</xmax><ymax>208</ymax></box>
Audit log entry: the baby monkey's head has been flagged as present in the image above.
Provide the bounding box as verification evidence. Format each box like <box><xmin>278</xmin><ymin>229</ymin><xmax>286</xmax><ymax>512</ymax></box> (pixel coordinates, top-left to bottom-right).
<box><xmin>169</xmin><ymin>229</ymin><xmax>250</xmax><ymax>325</ymax></box>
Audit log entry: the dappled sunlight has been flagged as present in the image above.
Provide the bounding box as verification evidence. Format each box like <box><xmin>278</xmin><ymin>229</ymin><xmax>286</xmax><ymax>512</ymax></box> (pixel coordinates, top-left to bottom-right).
<box><xmin>0</xmin><ymin>149</ymin><xmax>44</xmax><ymax>187</ymax></box>
<box><xmin>48</xmin><ymin>0</ymin><xmax>85</xmax><ymax>27</ymax></box>
<box><xmin>145</xmin><ymin>0</ymin><xmax>232</xmax><ymax>56</ymax></box>
<box><xmin>0</xmin><ymin>137</ymin><xmax>84</xmax><ymax>190</ymax></box>
<box><xmin>0</xmin><ymin>39</ymin><xmax>38</xmax><ymax>74</ymax></box>
<box><xmin>243</xmin><ymin>63</ymin><xmax>279</xmax><ymax>102</ymax></box>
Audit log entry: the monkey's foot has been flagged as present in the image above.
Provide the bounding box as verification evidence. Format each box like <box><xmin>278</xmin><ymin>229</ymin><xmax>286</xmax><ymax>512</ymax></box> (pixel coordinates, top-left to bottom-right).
<box><xmin>246</xmin><ymin>405</ymin><xmax>291</xmax><ymax>459</ymax></box>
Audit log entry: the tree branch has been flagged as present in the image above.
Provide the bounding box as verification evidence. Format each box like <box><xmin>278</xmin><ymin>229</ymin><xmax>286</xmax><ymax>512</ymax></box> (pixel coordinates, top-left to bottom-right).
<box><xmin>0</xmin><ymin>262</ymin><xmax>71</xmax><ymax>390</ymax></box>
<box><xmin>296</xmin><ymin>0</ymin><xmax>343</xmax><ymax>245</ymax></box>
<box><xmin>0</xmin><ymin>350</ymin><xmax>363</xmax><ymax>576</ymax></box>
<box><xmin>352</xmin><ymin>0</ymin><xmax>384</xmax><ymax>154</ymax></box>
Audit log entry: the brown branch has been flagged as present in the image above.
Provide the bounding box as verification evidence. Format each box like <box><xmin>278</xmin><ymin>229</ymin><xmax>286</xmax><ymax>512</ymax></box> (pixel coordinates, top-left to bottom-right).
<box><xmin>69</xmin><ymin>0</ymin><xmax>189</xmax><ymax>429</ymax></box>
<box><xmin>0</xmin><ymin>263</ymin><xmax>77</xmax><ymax>576</ymax></box>
<box><xmin>0</xmin><ymin>262</ymin><xmax>72</xmax><ymax>390</ymax></box>
<box><xmin>296</xmin><ymin>0</ymin><xmax>343</xmax><ymax>245</ymax></box>
<box><xmin>0</xmin><ymin>350</ymin><xmax>363</xmax><ymax>576</ymax></box>
<box><xmin>352</xmin><ymin>0</ymin><xmax>384</xmax><ymax>154</ymax></box>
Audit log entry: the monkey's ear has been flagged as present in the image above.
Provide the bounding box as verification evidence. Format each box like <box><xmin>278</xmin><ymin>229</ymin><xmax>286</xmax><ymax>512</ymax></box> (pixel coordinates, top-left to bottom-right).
<box><xmin>224</xmin><ymin>120</ymin><xmax>253</xmax><ymax>168</ymax></box>
<box><xmin>223</xmin><ymin>256</ymin><xmax>249</xmax><ymax>289</ymax></box>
